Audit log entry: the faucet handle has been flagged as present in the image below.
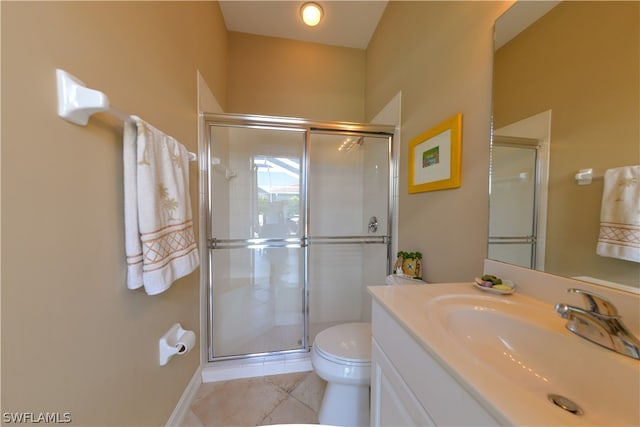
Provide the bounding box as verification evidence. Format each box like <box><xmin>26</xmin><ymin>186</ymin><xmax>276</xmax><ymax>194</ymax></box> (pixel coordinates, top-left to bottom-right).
<box><xmin>567</xmin><ymin>288</ymin><xmax>618</xmax><ymax>317</ymax></box>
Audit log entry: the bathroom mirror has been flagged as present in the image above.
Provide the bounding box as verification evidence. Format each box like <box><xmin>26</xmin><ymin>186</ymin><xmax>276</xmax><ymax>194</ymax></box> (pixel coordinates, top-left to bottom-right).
<box><xmin>490</xmin><ymin>1</ymin><xmax>639</xmax><ymax>290</ymax></box>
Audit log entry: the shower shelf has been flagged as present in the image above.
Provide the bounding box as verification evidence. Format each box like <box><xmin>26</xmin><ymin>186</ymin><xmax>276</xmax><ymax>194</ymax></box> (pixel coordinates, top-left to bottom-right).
<box><xmin>211</xmin><ymin>157</ymin><xmax>236</xmax><ymax>180</ymax></box>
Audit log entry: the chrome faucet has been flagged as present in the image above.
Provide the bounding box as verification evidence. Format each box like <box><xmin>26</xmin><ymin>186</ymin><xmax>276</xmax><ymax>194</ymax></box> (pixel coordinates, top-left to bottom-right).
<box><xmin>555</xmin><ymin>288</ymin><xmax>640</xmax><ymax>360</ymax></box>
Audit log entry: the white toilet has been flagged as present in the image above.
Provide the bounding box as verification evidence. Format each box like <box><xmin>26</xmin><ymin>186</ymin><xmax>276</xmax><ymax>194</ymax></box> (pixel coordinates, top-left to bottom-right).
<box><xmin>311</xmin><ymin>274</ymin><xmax>424</xmax><ymax>426</ymax></box>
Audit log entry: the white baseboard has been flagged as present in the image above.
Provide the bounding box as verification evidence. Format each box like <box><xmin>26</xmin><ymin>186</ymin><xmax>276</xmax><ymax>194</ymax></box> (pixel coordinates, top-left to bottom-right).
<box><xmin>165</xmin><ymin>366</ymin><xmax>202</xmax><ymax>427</ymax></box>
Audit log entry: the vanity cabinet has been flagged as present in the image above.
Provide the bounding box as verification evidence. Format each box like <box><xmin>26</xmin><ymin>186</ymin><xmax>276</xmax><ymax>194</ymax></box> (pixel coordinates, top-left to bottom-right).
<box><xmin>371</xmin><ymin>338</ymin><xmax>435</xmax><ymax>426</ymax></box>
<box><xmin>370</xmin><ymin>300</ymin><xmax>498</xmax><ymax>427</ymax></box>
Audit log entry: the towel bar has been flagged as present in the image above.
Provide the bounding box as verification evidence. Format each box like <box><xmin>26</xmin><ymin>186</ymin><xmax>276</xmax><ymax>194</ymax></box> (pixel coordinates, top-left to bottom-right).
<box><xmin>575</xmin><ymin>168</ymin><xmax>603</xmax><ymax>185</ymax></box>
<box><xmin>56</xmin><ymin>69</ymin><xmax>196</xmax><ymax>162</ymax></box>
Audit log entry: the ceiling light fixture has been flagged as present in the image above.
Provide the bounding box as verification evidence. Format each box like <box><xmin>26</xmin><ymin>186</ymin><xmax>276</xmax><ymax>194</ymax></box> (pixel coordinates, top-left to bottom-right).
<box><xmin>301</xmin><ymin>2</ymin><xmax>323</xmax><ymax>27</ymax></box>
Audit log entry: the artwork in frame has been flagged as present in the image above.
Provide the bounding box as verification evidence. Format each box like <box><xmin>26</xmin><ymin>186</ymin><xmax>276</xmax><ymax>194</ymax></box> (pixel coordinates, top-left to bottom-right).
<box><xmin>408</xmin><ymin>113</ymin><xmax>462</xmax><ymax>193</ymax></box>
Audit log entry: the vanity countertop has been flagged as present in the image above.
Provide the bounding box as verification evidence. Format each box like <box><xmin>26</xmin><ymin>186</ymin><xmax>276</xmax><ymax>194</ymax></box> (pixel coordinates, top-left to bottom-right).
<box><xmin>368</xmin><ymin>282</ymin><xmax>640</xmax><ymax>426</ymax></box>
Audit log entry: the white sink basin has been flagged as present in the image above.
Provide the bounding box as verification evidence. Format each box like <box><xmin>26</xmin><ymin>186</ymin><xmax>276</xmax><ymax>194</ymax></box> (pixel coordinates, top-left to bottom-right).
<box><xmin>426</xmin><ymin>294</ymin><xmax>640</xmax><ymax>426</ymax></box>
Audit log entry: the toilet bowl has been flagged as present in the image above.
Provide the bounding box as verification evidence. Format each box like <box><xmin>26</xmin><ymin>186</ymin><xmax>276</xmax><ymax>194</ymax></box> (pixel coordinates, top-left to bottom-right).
<box><xmin>311</xmin><ymin>274</ymin><xmax>424</xmax><ymax>426</ymax></box>
<box><xmin>311</xmin><ymin>322</ymin><xmax>371</xmax><ymax>427</ymax></box>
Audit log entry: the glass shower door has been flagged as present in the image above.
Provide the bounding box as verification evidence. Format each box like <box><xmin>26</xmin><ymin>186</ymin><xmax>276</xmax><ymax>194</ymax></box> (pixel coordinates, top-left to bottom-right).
<box><xmin>489</xmin><ymin>143</ymin><xmax>538</xmax><ymax>268</ymax></box>
<box><xmin>205</xmin><ymin>114</ymin><xmax>395</xmax><ymax>362</ymax></box>
<box><xmin>306</xmin><ymin>132</ymin><xmax>391</xmax><ymax>342</ymax></box>
<box><xmin>207</xmin><ymin>124</ymin><xmax>306</xmax><ymax>359</ymax></box>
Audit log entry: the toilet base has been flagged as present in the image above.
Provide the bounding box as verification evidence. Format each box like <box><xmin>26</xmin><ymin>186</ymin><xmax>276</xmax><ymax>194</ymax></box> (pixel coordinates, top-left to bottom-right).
<box><xmin>318</xmin><ymin>381</ymin><xmax>370</xmax><ymax>427</ymax></box>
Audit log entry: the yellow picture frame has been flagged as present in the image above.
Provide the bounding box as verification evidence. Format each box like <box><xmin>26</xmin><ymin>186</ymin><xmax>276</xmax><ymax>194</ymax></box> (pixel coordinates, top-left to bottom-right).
<box><xmin>408</xmin><ymin>113</ymin><xmax>462</xmax><ymax>193</ymax></box>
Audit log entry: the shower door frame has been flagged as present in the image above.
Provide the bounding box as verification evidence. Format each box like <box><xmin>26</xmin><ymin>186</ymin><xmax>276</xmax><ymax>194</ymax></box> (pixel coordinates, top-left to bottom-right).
<box><xmin>202</xmin><ymin>112</ymin><xmax>396</xmax><ymax>363</ymax></box>
<box><xmin>489</xmin><ymin>135</ymin><xmax>545</xmax><ymax>269</ymax></box>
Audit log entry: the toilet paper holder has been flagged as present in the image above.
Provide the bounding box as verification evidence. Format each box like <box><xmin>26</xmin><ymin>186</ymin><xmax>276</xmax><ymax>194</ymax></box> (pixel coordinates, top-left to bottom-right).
<box><xmin>159</xmin><ymin>323</ymin><xmax>196</xmax><ymax>366</ymax></box>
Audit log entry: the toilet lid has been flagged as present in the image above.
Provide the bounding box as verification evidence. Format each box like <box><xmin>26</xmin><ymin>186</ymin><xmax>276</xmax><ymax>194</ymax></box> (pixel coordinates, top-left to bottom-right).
<box><xmin>313</xmin><ymin>322</ymin><xmax>371</xmax><ymax>363</ymax></box>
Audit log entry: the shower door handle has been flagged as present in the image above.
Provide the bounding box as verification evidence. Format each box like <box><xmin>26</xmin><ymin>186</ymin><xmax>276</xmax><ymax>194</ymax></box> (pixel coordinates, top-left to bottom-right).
<box><xmin>208</xmin><ymin>237</ymin><xmax>305</xmax><ymax>249</ymax></box>
<box><xmin>368</xmin><ymin>216</ymin><xmax>378</xmax><ymax>233</ymax></box>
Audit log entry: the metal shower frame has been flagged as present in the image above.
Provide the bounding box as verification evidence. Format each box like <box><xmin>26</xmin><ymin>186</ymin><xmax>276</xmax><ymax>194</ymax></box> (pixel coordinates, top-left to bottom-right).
<box><xmin>201</xmin><ymin>112</ymin><xmax>396</xmax><ymax>363</ymax></box>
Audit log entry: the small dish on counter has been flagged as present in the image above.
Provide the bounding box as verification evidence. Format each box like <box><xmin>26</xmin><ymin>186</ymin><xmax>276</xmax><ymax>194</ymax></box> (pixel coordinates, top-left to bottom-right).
<box><xmin>473</xmin><ymin>278</ymin><xmax>515</xmax><ymax>295</ymax></box>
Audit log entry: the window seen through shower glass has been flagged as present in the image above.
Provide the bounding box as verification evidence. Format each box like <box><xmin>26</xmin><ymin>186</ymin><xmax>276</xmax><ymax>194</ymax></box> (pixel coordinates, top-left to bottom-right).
<box><xmin>255</xmin><ymin>155</ymin><xmax>301</xmax><ymax>239</ymax></box>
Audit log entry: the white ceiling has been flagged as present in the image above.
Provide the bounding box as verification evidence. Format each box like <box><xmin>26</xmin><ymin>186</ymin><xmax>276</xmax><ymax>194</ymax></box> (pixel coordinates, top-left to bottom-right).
<box><xmin>219</xmin><ymin>1</ymin><xmax>389</xmax><ymax>49</ymax></box>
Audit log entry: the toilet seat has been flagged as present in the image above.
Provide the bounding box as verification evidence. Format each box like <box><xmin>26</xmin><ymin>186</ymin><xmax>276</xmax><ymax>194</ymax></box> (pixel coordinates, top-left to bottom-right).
<box><xmin>313</xmin><ymin>322</ymin><xmax>371</xmax><ymax>364</ymax></box>
<box><xmin>313</xmin><ymin>343</ymin><xmax>371</xmax><ymax>366</ymax></box>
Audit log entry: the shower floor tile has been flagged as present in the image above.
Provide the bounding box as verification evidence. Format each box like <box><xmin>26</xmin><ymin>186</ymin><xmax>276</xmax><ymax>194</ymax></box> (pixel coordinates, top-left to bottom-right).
<box><xmin>182</xmin><ymin>371</ymin><xmax>326</xmax><ymax>427</ymax></box>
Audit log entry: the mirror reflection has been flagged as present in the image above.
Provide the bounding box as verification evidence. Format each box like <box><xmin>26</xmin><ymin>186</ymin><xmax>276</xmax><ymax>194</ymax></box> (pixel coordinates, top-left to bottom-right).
<box><xmin>490</xmin><ymin>1</ymin><xmax>639</xmax><ymax>289</ymax></box>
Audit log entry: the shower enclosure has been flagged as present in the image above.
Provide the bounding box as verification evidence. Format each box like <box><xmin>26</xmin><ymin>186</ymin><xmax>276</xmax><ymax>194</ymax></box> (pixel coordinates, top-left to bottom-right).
<box><xmin>203</xmin><ymin>114</ymin><xmax>395</xmax><ymax>361</ymax></box>
<box><xmin>489</xmin><ymin>135</ymin><xmax>541</xmax><ymax>268</ymax></box>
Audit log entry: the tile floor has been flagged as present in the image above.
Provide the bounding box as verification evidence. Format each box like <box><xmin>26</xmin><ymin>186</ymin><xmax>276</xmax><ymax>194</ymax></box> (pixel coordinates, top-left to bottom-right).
<box><xmin>181</xmin><ymin>371</ymin><xmax>326</xmax><ymax>427</ymax></box>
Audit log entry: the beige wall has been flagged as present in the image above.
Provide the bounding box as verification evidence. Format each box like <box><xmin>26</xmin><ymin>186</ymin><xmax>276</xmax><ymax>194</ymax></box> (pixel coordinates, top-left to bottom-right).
<box><xmin>225</xmin><ymin>2</ymin><xmax>516</xmax><ymax>284</ymax></box>
<box><xmin>226</xmin><ymin>32</ymin><xmax>366</xmax><ymax>122</ymax></box>
<box><xmin>10</xmin><ymin>0</ymin><xmax>619</xmax><ymax>424</ymax></box>
<box><xmin>1</xmin><ymin>1</ymin><xmax>227</xmax><ymax>425</ymax></box>
<box><xmin>494</xmin><ymin>1</ymin><xmax>640</xmax><ymax>286</ymax></box>
<box><xmin>366</xmin><ymin>1</ymin><xmax>512</xmax><ymax>282</ymax></box>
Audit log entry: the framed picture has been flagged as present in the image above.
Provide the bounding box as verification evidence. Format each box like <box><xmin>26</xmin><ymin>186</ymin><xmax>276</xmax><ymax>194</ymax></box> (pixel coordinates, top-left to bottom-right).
<box><xmin>408</xmin><ymin>113</ymin><xmax>462</xmax><ymax>193</ymax></box>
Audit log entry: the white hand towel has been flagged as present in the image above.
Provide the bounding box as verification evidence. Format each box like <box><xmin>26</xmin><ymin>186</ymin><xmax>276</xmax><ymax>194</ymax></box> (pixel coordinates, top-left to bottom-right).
<box><xmin>596</xmin><ymin>165</ymin><xmax>640</xmax><ymax>263</ymax></box>
<box><xmin>123</xmin><ymin>117</ymin><xmax>199</xmax><ymax>295</ymax></box>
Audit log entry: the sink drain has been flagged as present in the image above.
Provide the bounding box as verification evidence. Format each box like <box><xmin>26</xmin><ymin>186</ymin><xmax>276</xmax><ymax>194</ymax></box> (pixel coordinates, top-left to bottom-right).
<box><xmin>548</xmin><ymin>394</ymin><xmax>584</xmax><ymax>415</ymax></box>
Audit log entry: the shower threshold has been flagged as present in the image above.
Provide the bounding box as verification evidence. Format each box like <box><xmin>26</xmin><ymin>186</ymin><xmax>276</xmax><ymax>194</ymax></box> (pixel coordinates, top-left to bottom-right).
<box><xmin>202</xmin><ymin>352</ymin><xmax>312</xmax><ymax>383</ymax></box>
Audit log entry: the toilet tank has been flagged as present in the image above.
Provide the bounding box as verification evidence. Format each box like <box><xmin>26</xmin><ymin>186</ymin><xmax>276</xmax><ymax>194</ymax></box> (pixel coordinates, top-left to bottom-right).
<box><xmin>385</xmin><ymin>274</ymin><xmax>426</xmax><ymax>285</ymax></box>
